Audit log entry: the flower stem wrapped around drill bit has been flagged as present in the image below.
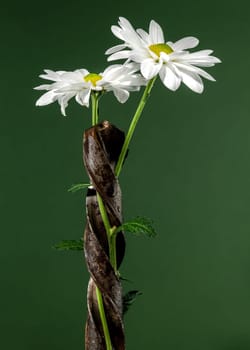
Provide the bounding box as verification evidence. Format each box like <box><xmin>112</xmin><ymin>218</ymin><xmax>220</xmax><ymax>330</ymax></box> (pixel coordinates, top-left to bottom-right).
<box><xmin>83</xmin><ymin>121</ymin><xmax>126</xmax><ymax>350</ymax></box>
<box><xmin>34</xmin><ymin>16</ymin><xmax>221</xmax><ymax>350</ymax></box>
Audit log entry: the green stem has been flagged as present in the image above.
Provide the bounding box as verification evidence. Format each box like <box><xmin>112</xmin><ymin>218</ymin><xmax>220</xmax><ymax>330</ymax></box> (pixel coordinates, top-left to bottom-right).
<box><xmin>96</xmin><ymin>287</ymin><xmax>112</xmax><ymax>350</ymax></box>
<box><xmin>91</xmin><ymin>92</ymin><xmax>99</xmax><ymax>125</ymax></box>
<box><xmin>115</xmin><ymin>77</ymin><xmax>157</xmax><ymax>177</ymax></box>
<box><xmin>109</xmin><ymin>227</ymin><xmax>117</xmax><ymax>273</ymax></box>
<box><xmin>97</xmin><ymin>193</ymin><xmax>117</xmax><ymax>272</ymax></box>
<box><xmin>97</xmin><ymin>193</ymin><xmax>111</xmax><ymax>234</ymax></box>
<box><xmin>90</xmin><ymin>92</ymin><xmax>112</xmax><ymax>350</ymax></box>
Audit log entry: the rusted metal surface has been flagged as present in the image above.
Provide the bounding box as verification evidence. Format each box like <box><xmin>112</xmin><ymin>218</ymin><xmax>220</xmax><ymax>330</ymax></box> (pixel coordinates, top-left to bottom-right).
<box><xmin>83</xmin><ymin>121</ymin><xmax>126</xmax><ymax>350</ymax></box>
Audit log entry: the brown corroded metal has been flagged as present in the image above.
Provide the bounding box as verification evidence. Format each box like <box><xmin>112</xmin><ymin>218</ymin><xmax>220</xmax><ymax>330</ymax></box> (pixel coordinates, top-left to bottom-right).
<box><xmin>83</xmin><ymin>121</ymin><xmax>126</xmax><ymax>350</ymax></box>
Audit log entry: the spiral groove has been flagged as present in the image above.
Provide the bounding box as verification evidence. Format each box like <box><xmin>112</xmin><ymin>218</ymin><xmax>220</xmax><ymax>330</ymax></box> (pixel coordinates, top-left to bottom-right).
<box><xmin>83</xmin><ymin>121</ymin><xmax>126</xmax><ymax>350</ymax></box>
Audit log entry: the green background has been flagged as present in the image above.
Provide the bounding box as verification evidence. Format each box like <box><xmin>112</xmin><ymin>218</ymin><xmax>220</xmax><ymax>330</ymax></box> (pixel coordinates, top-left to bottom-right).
<box><xmin>1</xmin><ymin>0</ymin><xmax>250</xmax><ymax>349</ymax></box>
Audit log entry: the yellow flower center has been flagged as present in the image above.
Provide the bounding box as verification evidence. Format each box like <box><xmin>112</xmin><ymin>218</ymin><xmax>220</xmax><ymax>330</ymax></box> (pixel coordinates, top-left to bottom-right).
<box><xmin>84</xmin><ymin>73</ymin><xmax>102</xmax><ymax>86</ymax></box>
<box><xmin>149</xmin><ymin>43</ymin><xmax>173</xmax><ymax>57</ymax></box>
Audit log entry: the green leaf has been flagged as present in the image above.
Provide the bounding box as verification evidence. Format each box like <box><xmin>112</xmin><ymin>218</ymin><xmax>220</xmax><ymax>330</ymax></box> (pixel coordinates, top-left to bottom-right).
<box><xmin>120</xmin><ymin>276</ymin><xmax>133</xmax><ymax>283</ymax></box>
<box><xmin>123</xmin><ymin>290</ymin><xmax>142</xmax><ymax>315</ymax></box>
<box><xmin>116</xmin><ymin>216</ymin><xmax>157</xmax><ymax>237</ymax></box>
<box><xmin>53</xmin><ymin>239</ymin><xmax>83</xmax><ymax>251</ymax></box>
<box><xmin>68</xmin><ymin>183</ymin><xmax>90</xmax><ymax>193</ymax></box>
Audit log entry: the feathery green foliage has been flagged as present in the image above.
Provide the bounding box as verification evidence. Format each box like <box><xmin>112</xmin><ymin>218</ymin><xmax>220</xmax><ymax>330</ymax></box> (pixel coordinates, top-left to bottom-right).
<box><xmin>115</xmin><ymin>217</ymin><xmax>157</xmax><ymax>237</ymax></box>
<box><xmin>68</xmin><ymin>183</ymin><xmax>90</xmax><ymax>193</ymax></box>
<box><xmin>53</xmin><ymin>239</ymin><xmax>83</xmax><ymax>251</ymax></box>
<box><xmin>123</xmin><ymin>290</ymin><xmax>142</xmax><ymax>315</ymax></box>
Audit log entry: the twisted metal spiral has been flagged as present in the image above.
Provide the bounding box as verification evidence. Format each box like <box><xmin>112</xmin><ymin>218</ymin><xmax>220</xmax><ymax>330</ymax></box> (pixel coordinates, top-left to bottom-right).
<box><xmin>83</xmin><ymin>120</ymin><xmax>126</xmax><ymax>350</ymax></box>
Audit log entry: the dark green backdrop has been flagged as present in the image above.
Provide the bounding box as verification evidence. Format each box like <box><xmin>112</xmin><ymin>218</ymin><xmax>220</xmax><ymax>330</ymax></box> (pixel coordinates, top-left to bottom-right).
<box><xmin>1</xmin><ymin>0</ymin><xmax>250</xmax><ymax>349</ymax></box>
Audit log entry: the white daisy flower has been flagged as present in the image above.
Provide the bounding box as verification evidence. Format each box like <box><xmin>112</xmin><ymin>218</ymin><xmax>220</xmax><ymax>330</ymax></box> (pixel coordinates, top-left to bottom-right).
<box><xmin>34</xmin><ymin>64</ymin><xmax>146</xmax><ymax>116</ymax></box>
<box><xmin>106</xmin><ymin>17</ymin><xmax>221</xmax><ymax>93</ymax></box>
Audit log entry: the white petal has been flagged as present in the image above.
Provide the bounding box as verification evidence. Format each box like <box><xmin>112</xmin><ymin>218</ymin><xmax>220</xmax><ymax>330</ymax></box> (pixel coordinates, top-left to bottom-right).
<box><xmin>160</xmin><ymin>52</ymin><xmax>171</xmax><ymax>62</ymax></box>
<box><xmin>40</xmin><ymin>70</ymin><xmax>63</xmax><ymax>81</ymax></box>
<box><xmin>34</xmin><ymin>84</ymin><xmax>52</xmax><ymax>91</ymax></box>
<box><xmin>57</xmin><ymin>92</ymin><xmax>75</xmax><ymax>116</ymax></box>
<box><xmin>188</xmin><ymin>56</ymin><xmax>221</xmax><ymax>64</ymax></box>
<box><xmin>194</xmin><ymin>68</ymin><xmax>215</xmax><ymax>81</ymax></box>
<box><xmin>113</xmin><ymin>88</ymin><xmax>129</xmax><ymax>103</ymax></box>
<box><xmin>75</xmin><ymin>89</ymin><xmax>91</xmax><ymax>106</ymax></box>
<box><xmin>55</xmin><ymin>82</ymin><xmax>89</xmax><ymax>93</ymax></box>
<box><xmin>141</xmin><ymin>59</ymin><xmax>162</xmax><ymax>79</ymax></box>
<box><xmin>149</xmin><ymin>20</ymin><xmax>165</xmax><ymax>43</ymax></box>
<box><xmin>211</xmin><ymin>56</ymin><xmax>221</xmax><ymax>63</ymax></box>
<box><xmin>183</xmin><ymin>61</ymin><xmax>216</xmax><ymax>67</ymax></box>
<box><xmin>111</xmin><ymin>25</ymin><xmax>124</xmax><ymax>41</ymax></box>
<box><xmin>174</xmin><ymin>62</ymin><xmax>215</xmax><ymax>81</ymax></box>
<box><xmin>43</xmin><ymin>69</ymin><xmax>62</xmax><ymax>75</ymax></box>
<box><xmin>171</xmin><ymin>37</ymin><xmax>199</xmax><ymax>51</ymax></box>
<box><xmin>159</xmin><ymin>65</ymin><xmax>181</xmax><ymax>91</ymax></box>
<box><xmin>60</xmin><ymin>71</ymin><xmax>83</xmax><ymax>83</ymax></box>
<box><xmin>124</xmin><ymin>62</ymin><xmax>141</xmax><ymax>72</ymax></box>
<box><xmin>119</xmin><ymin>17</ymin><xmax>135</xmax><ymax>32</ymax></box>
<box><xmin>107</xmin><ymin>50</ymin><xmax>131</xmax><ymax>61</ymax></box>
<box><xmin>118</xmin><ymin>17</ymin><xmax>143</xmax><ymax>47</ymax></box>
<box><xmin>35</xmin><ymin>90</ymin><xmax>58</xmax><ymax>106</ymax></box>
<box><xmin>178</xmin><ymin>69</ymin><xmax>204</xmax><ymax>93</ymax></box>
<box><xmin>78</xmin><ymin>69</ymin><xmax>89</xmax><ymax>77</ymax></box>
<box><xmin>137</xmin><ymin>28</ymin><xmax>150</xmax><ymax>44</ymax></box>
<box><xmin>102</xmin><ymin>64</ymin><xmax>122</xmax><ymax>79</ymax></box>
<box><xmin>174</xmin><ymin>50</ymin><xmax>221</xmax><ymax>67</ymax></box>
<box><xmin>179</xmin><ymin>49</ymin><xmax>214</xmax><ymax>59</ymax></box>
<box><xmin>105</xmin><ymin>44</ymin><xmax>127</xmax><ymax>55</ymax></box>
<box><xmin>178</xmin><ymin>58</ymin><xmax>221</xmax><ymax>67</ymax></box>
<box><xmin>130</xmin><ymin>50</ymin><xmax>148</xmax><ymax>63</ymax></box>
<box><xmin>103</xmin><ymin>64</ymin><xmax>133</xmax><ymax>81</ymax></box>
<box><xmin>128</xmin><ymin>75</ymin><xmax>147</xmax><ymax>88</ymax></box>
